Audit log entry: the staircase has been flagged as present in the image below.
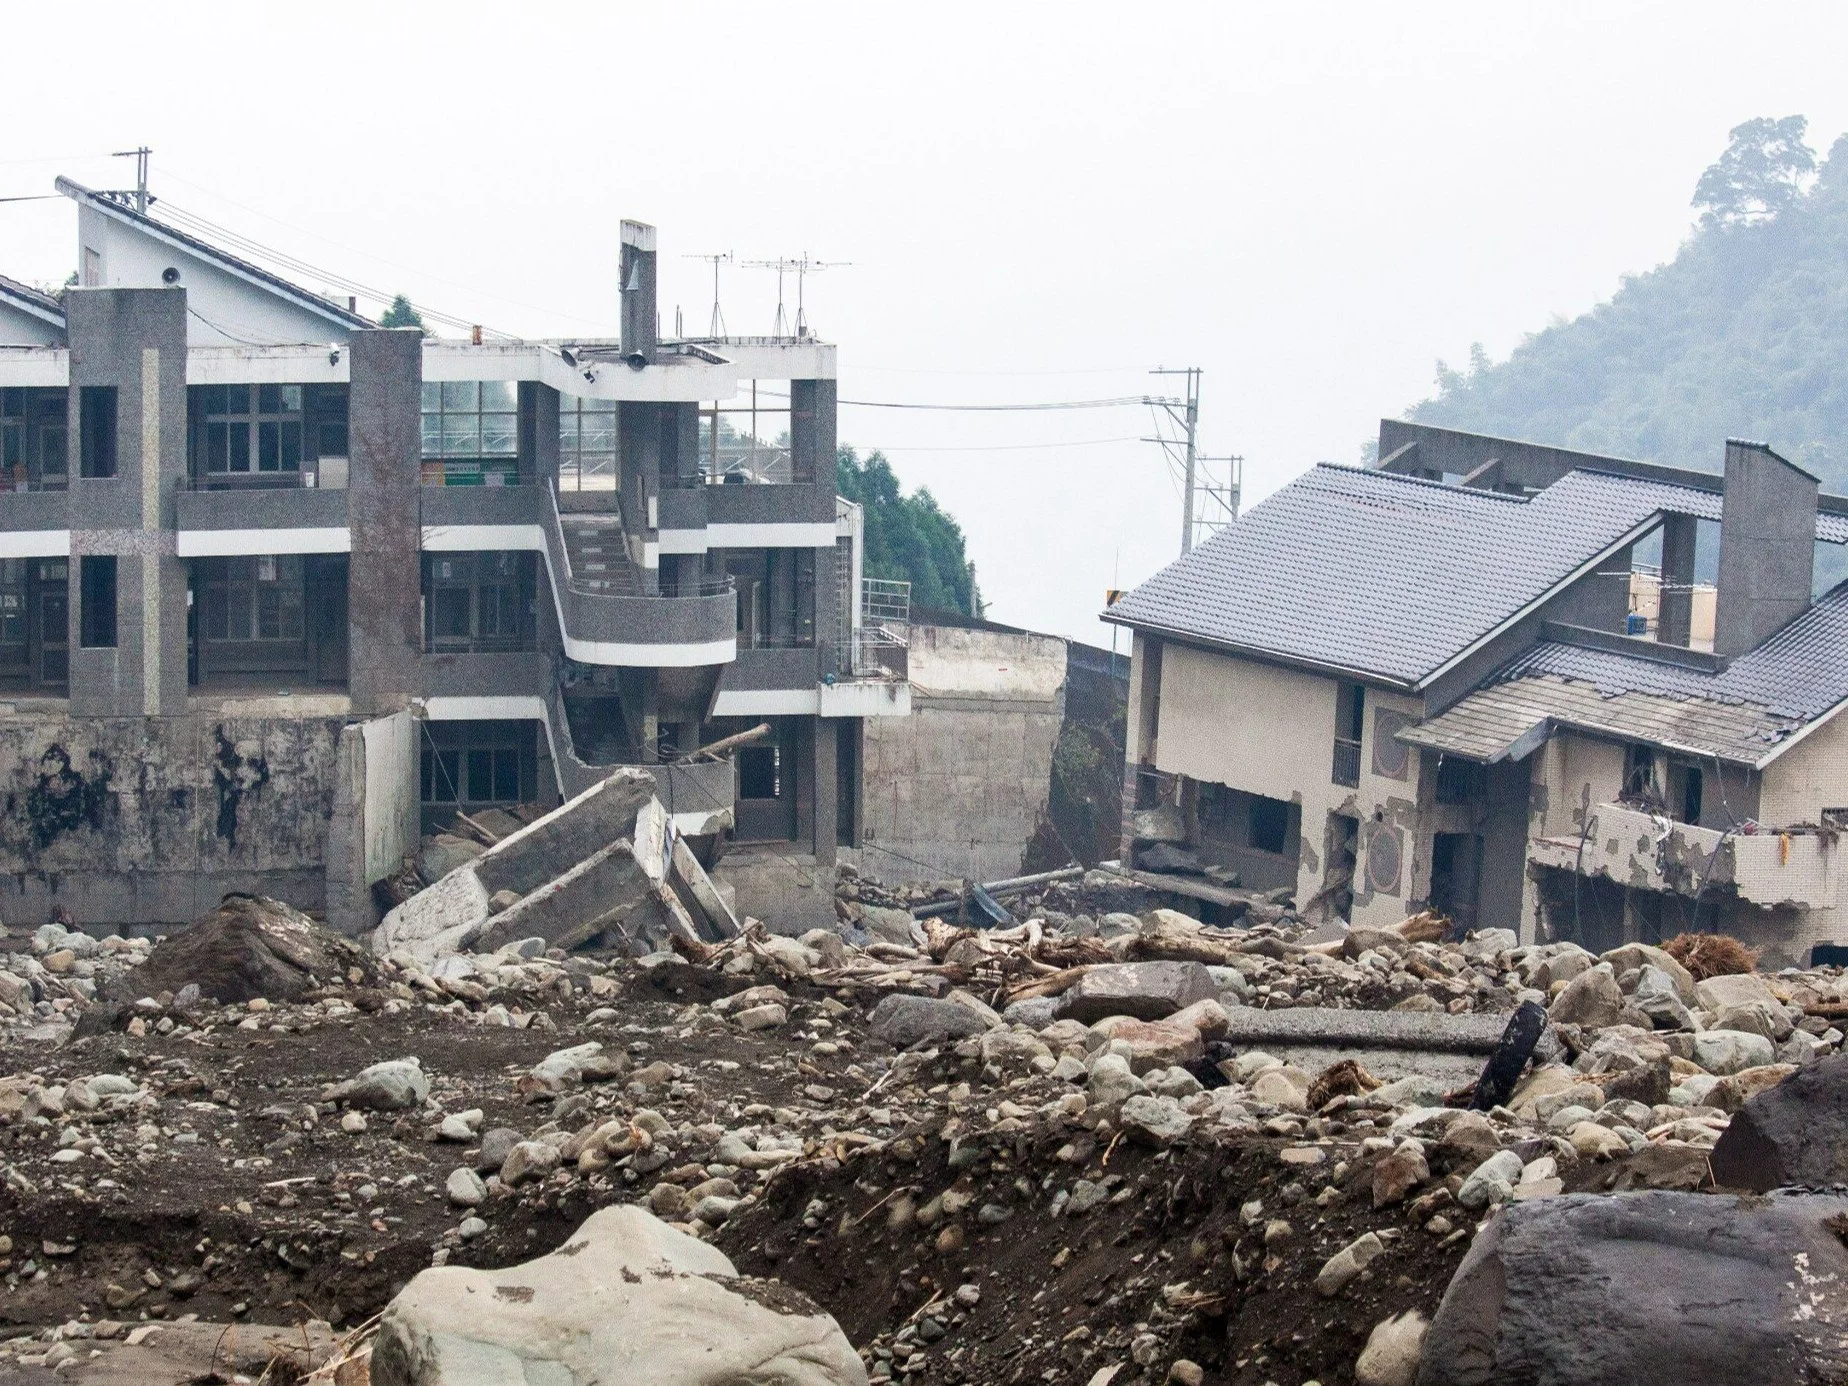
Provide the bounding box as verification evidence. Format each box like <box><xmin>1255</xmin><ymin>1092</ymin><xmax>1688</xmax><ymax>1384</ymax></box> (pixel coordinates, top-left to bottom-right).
<box><xmin>558</xmin><ymin>512</ymin><xmax>643</xmax><ymax>595</ymax></box>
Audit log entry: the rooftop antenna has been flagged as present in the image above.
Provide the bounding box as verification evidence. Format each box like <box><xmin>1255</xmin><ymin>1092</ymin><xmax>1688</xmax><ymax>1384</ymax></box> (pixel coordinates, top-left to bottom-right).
<box><xmin>744</xmin><ymin>253</ymin><xmax>851</xmax><ymax>338</ymax></box>
<box><xmin>111</xmin><ymin>146</ymin><xmax>151</xmax><ymax>214</ymax></box>
<box><xmin>683</xmin><ymin>251</ymin><xmax>732</xmax><ymax>338</ymax></box>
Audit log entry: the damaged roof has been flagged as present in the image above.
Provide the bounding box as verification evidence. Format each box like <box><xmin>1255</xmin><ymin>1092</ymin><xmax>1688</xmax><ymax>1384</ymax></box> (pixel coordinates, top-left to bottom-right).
<box><xmin>1400</xmin><ymin>583</ymin><xmax>1848</xmax><ymax>767</ymax></box>
<box><xmin>1103</xmin><ymin>463</ymin><xmax>1764</xmax><ymax>688</ymax></box>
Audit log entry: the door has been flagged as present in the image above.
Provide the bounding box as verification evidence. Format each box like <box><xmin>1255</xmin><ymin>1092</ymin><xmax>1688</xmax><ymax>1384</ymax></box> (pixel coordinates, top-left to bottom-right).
<box><xmin>36</xmin><ymin>581</ymin><xmax>67</xmax><ymax>686</ymax></box>
<box><xmin>1431</xmin><ymin>832</ymin><xmax>1483</xmax><ymax>935</ymax></box>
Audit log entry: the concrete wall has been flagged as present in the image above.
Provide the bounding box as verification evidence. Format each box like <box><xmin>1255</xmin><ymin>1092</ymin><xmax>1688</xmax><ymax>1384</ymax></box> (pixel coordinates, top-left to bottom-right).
<box><xmin>847</xmin><ymin>624</ymin><xmax>1067</xmax><ymax>883</ymax></box>
<box><xmin>1714</xmin><ymin>441</ymin><xmax>1818</xmax><ymax>658</ymax></box>
<box><xmin>0</xmin><ymin>708</ymin><xmax>344</xmax><ymax>927</ymax></box>
<box><xmin>347</xmin><ymin>329</ymin><xmax>424</xmax><ymax>713</ymax></box>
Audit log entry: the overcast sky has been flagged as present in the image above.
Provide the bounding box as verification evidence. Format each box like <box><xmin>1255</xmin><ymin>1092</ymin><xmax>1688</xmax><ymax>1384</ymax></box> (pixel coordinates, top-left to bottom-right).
<box><xmin>6</xmin><ymin>3</ymin><xmax>1848</xmax><ymax>646</ymax></box>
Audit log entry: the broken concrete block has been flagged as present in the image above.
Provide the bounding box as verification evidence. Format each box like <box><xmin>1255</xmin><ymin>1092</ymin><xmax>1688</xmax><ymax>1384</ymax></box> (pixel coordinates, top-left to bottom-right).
<box><xmin>1061</xmin><ymin>961</ymin><xmax>1217</xmax><ymax>1023</ymax></box>
<box><xmin>1129</xmin><ymin>805</ymin><xmax>1188</xmax><ymax>844</ymax></box>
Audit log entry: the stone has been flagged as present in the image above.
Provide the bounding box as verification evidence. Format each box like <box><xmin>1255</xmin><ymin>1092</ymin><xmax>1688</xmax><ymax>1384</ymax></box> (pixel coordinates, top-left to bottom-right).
<box><xmin>327</xmin><ymin>1058</ymin><xmax>429</xmax><ymax>1111</ymax></box>
<box><xmin>500</xmin><ymin>1140</ymin><xmax>561</xmax><ymax>1187</ymax></box>
<box><xmin>1372</xmin><ymin>1074</ymin><xmax>1448</xmax><ymax>1108</ymax></box>
<box><xmin>1693</xmin><ymin>1029</ymin><xmax>1776</xmax><ymax>1076</ymax></box>
<box><xmin>859</xmin><ymin>906</ymin><xmax>921</xmax><ymax>948</ymax></box>
<box><xmin>439</xmin><ymin>1113</ymin><xmax>480</xmax><ymax>1142</ymax></box>
<box><xmin>477</xmin><ymin>1127</ymin><xmax>521</xmax><ymax>1174</ymax></box>
<box><xmin>1119</xmin><ymin>1094</ymin><xmax>1195</xmax><ymax>1147</ymax></box>
<box><xmin>529</xmin><ymin>1043</ymin><xmax>623</xmax><ymax>1092</ymax></box>
<box><xmin>1460</xmin><ymin>929</ymin><xmax>1518</xmax><ymax>961</ymax></box>
<box><xmin>1712</xmin><ymin>1002</ymin><xmax>1783</xmax><ymax>1042</ymax></box>
<box><xmin>1710</xmin><ymin>1063</ymin><xmax>1799</xmax><ymax>1113</ymax></box>
<box><xmin>1372</xmin><ymin>1144</ymin><xmax>1429</xmax><ymax>1208</ymax></box>
<box><xmin>869</xmin><ymin>994</ymin><xmax>990</xmax><ymax>1049</ymax></box>
<box><xmin>1695</xmin><ymin>972</ymin><xmax>1778</xmax><ymax>1014</ymax></box>
<box><xmin>1601</xmin><ymin>944</ymin><xmax>1697</xmax><ymax>1004</ymax></box>
<box><xmin>1567</xmin><ymin>1121</ymin><xmax>1628</xmax><ymax>1160</ymax></box>
<box><xmin>1061</xmin><ymin>961</ymin><xmax>1217</xmax><ymax>1023</ymax></box>
<box><xmin>371</xmin><ymin>1205</ymin><xmax>866</xmax><ymax>1385</ymax></box>
<box><xmin>977</xmin><ymin>1029</ymin><xmax>1052</xmax><ymax>1070</ymax></box>
<box><xmin>1547</xmin><ymin>964</ymin><xmax>1625</xmax><ymax>1028</ymax></box>
<box><xmin>1251</xmin><ymin>1067</ymin><xmax>1310</xmax><ymax>1112</ymax></box>
<box><xmin>1315</xmin><ymin>1231</ymin><xmax>1385</xmax><ymax>1296</ymax></box>
<box><xmin>446</xmin><ymin>1168</ymin><xmax>487</xmax><ymax>1207</ymax></box>
<box><xmin>1418</xmin><ymin>1191</ymin><xmax>1848</xmax><ymax>1386</ymax></box>
<box><xmin>1602</xmin><ymin>1057</ymin><xmax>1671</xmax><ymax>1108</ymax></box>
<box><xmin>1457</xmin><ymin>1150</ymin><xmax>1523</xmax><ymax>1210</ymax></box>
<box><xmin>734</xmin><ymin>1003</ymin><xmax>788</xmax><ymax>1032</ymax></box>
<box><xmin>1711</xmin><ymin>1053</ymin><xmax>1848</xmax><ymax>1190</ymax></box>
<box><xmin>1087</xmin><ymin>1015</ymin><xmax>1205</xmax><ymax>1073</ymax></box>
<box><xmin>1354</xmin><ymin>1309</ymin><xmax>1427</xmax><ymax>1386</ymax></box>
<box><xmin>1085</xmin><ymin>1053</ymin><xmax>1147</xmax><ymax>1107</ymax></box>
<box><xmin>341</xmin><ymin>1111</ymin><xmax>368</xmax><ymax>1134</ymax></box>
<box><xmin>1167</xmin><ymin>1362</ymin><xmax>1206</xmax><ymax>1386</ymax></box>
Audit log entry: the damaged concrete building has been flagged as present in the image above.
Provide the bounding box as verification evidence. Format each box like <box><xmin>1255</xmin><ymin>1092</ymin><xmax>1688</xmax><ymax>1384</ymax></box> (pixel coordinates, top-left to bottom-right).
<box><xmin>1106</xmin><ymin>420</ymin><xmax>1848</xmax><ymax>965</ymax></box>
<box><xmin>0</xmin><ymin>179</ymin><xmax>908</xmax><ymax>934</ymax></box>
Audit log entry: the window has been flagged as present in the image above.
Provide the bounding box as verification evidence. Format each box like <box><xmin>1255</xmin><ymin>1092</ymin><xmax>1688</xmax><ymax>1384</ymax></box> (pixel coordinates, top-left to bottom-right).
<box><xmin>79</xmin><ymin>387</ymin><xmax>117</xmax><ymax>478</ymax></box>
<box><xmin>421</xmin><ymin>380</ymin><xmax>518</xmax><ymax>485</ymax></box>
<box><xmin>419</xmin><ymin>720</ymin><xmax>531</xmax><ymax>812</ymax></box>
<box><xmin>79</xmin><ymin>556</ymin><xmax>116</xmax><ymax>648</ymax></box>
<box><xmin>1249</xmin><ymin>795</ymin><xmax>1291</xmax><ymax>854</ymax></box>
<box><xmin>200</xmin><ymin>556</ymin><xmax>305</xmax><ymax>643</ymax></box>
<box><xmin>1435</xmin><ymin>756</ymin><xmax>1486</xmax><ymax>805</ymax></box>
<box><xmin>696</xmin><ymin>384</ymin><xmax>794</xmax><ymax>483</ymax></box>
<box><xmin>1623</xmin><ymin>743</ymin><xmax>1657</xmax><ymax>799</ymax></box>
<box><xmin>196</xmin><ymin>385</ymin><xmax>303</xmax><ymax>479</ymax></box>
<box><xmin>422</xmin><ymin>553</ymin><xmax>531</xmax><ymax>652</ymax></box>
<box><xmin>739</xmin><ymin>745</ymin><xmax>781</xmax><ymax>799</ymax></box>
<box><xmin>1681</xmin><ymin>766</ymin><xmax>1704</xmax><ymax>825</ymax></box>
<box><xmin>558</xmin><ymin>395</ymin><xmax>618</xmax><ymax>492</ymax></box>
<box><xmin>1332</xmin><ymin>682</ymin><xmax>1364</xmax><ymax>787</ymax></box>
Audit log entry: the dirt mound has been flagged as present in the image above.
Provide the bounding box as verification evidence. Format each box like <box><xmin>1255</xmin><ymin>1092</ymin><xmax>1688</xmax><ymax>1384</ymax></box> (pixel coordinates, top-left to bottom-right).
<box><xmin>107</xmin><ymin>893</ymin><xmax>375</xmax><ymax>1006</ymax></box>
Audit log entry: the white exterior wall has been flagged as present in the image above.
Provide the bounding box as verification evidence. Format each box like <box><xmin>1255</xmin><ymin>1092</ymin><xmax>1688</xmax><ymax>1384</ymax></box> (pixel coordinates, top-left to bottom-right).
<box><xmin>1761</xmin><ymin>707</ymin><xmax>1848</xmax><ymax>827</ymax></box>
<box><xmin>0</xmin><ymin>298</ymin><xmax>62</xmax><ymax>347</ymax></box>
<box><xmin>1148</xmin><ymin>643</ymin><xmax>1426</xmax><ymax>927</ymax></box>
<box><xmin>79</xmin><ymin>204</ymin><xmax>354</xmax><ymax>348</ymax></box>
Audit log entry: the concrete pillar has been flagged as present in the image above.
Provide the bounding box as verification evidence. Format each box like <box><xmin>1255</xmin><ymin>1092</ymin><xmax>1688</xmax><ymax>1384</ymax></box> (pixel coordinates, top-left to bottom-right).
<box><xmin>812</xmin><ymin>713</ymin><xmax>838</xmax><ymax>867</ymax></box>
<box><xmin>347</xmin><ymin>328</ymin><xmax>425</xmax><ymax>714</ymax></box>
<box><xmin>1658</xmin><ymin>513</ymin><xmax>1697</xmax><ymax>647</ymax></box>
<box><xmin>790</xmin><ymin>378</ymin><xmax>836</xmax><ymax>485</ymax></box>
<box><xmin>64</xmin><ymin>287</ymin><xmax>188</xmax><ymax>717</ymax></box>
<box><xmin>1714</xmin><ymin>440</ymin><xmax>1818</xmax><ymax>658</ymax></box>
<box><xmin>618</xmin><ymin>403</ymin><xmax>661</xmax><ymax>594</ymax></box>
<box><xmin>619</xmin><ymin>220</ymin><xmax>657</xmax><ymax>359</ymax></box>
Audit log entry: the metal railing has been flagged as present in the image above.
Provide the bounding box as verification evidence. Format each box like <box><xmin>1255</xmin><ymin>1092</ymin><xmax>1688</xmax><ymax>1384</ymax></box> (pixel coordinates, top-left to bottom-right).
<box><xmin>179</xmin><ymin>470</ymin><xmax>331</xmax><ymax>492</ymax></box>
<box><xmin>1332</xmin><ymin>737</ymin><xmax>1361</xmax><ymax>788</ymax></box>
<box><xmin>844</xmin><ymin>576</ymin><xmax>910</xmax><ymax>677</ymax></box>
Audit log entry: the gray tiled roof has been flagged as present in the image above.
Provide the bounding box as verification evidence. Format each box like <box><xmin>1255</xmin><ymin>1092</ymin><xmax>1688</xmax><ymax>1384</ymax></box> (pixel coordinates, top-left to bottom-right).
<box><xmin>0</xmin><ymin>272</ymin><xmax>63</xmax><ymax>323</ymax></box>
<box><xmin>1402</xmin><ymin>584</ymin><xmax>1848</xmax><ymax>765</ymax></box>
<box><xmin>1104</xmin><ymin>464</ymin><xmax>1739</xmax><ymax>686</ymax></box>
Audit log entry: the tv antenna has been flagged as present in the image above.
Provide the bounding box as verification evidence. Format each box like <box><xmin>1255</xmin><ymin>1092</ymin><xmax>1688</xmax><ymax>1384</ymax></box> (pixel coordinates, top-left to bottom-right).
<box><xmin>683</xmin><ymin>251</ymin><xmax>732</xmax><ymax>338</ymax></box>
<box><xmin>112</xmin><ymin>146</ymin><xmax>152</xmax><ymax>214</ymax></box>
<box><xmin>743</xmin><ymin>253</ymin><xmax>850</xmax><ymax>338</ymax></box>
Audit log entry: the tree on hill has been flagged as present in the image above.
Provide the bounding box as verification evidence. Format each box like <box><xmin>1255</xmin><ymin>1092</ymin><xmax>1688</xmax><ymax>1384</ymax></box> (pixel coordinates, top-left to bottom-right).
<box><xmin>1405</xmin><ymin>117</ymin><xmax>1848</xmax><ymax>487</ymax></box>
<box><xmin>379</xmin><ymin>294</ymin><xmax>428</xmax><ymax>333</ymax></box>
<box><xmin>836</xmin><ymin>446</ymin><xmax>983</xmax><ymax>618</ymax></box>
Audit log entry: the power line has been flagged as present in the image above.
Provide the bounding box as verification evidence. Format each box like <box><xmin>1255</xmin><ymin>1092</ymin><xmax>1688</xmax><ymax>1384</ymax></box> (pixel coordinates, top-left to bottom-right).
<box><xmin>870</xmin><ymin>436</ymin><xmax>1142</xmax><ymax>453</ymax></box>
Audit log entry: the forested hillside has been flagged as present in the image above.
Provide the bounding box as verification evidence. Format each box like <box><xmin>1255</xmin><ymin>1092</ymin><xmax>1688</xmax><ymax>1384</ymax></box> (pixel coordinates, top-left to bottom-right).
<box><xmin>1408</xmin><ymin>117</ymin><xmax>1848</xmax><ymax>486</ymax></box>
<box><xmin>835</xmin><ymin>446</ymin><xmax>983</xmax><ymax>618</ymax></box>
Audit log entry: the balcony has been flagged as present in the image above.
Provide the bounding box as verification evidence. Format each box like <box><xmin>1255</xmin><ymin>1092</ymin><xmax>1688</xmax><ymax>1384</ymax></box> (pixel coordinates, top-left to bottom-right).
<box><xmin>175</xmin><ymin>478</ymin><xmax>351</xmax><ymax>556</ymax></box>
<box><xmin>1528</xmin><ymin>801</ymin><xmax>1838</xmax><ymax>909</ymax></box>
<box><xmin>1332</xmin><ymin>737</ymin><xmax>1361</xmax><ymax>788</ymax></box>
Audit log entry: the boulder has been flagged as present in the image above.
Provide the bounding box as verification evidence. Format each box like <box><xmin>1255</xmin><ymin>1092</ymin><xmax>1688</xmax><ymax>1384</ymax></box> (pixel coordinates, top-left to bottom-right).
<box><xmin>1712</xmin><ymin>1053</ymin><xmax>1848</xmax><ymax>1191</ymax></box>
<box><xmin>326</xmin><ymin>1058</ymin><xmax>429</xmax><ymax>1111</ymax></box>
<box><xmin>1601</xmin><ymin>944</ymin><xmax>1697</xmax><ymax>1004</ymax></box>
<box><xmin>1693</xmin><ymin>1029</ymin><xmax>1777</xmax><ymax>1076</ymax></box>
<box><xmin>1416</xmin><ymin>1191</ymin><xmax>1848</xmax><ymax>1385</ymax></box>
<box><xmin>859</xmin><ymin>906</ymin><xmax>920</xmax><ymax>948</ymax></box>
<box><xmin>869</xmin><ymin>994</ymin><xmax>991</xmax><ymax>1049</ymax></box>
<box><xmin>1357</xmin><ymin>1310</ymin><xmax>1427</xmax><ymax>1386</ymax></box>
<box><xmin>1547</xmin><ymin>964</ymin><xmax>1625</xmax><ymax>1028</ymax></box>
<box><xmin>1087</xmin><ymin>1015</ymin><xmax>1205</xmax><ymax>1073</ymax></box>
<box><xmin>1062</xmin><ymin>961</ymin><xmax>1216</xmax><ymax>1023</ymax></box>
<box><xmin>371</xmin><ymin>1205</ymin><xmax>866</xmax><ymax>1385</ymax></box>
<box><xmin>1119</xmin><ymin>1094</ymin><xmax>1195</xmax><ymax>1147</ymax></box>
<box><xmin>1695</xmin><ymin>971</ymin><xmax>1778</xmax><ymax>1014</ymax></box>
<box><xmin>108</xmin><ymin>894</ymin><xmax>375</xmax><ymax>1006</ymax></box>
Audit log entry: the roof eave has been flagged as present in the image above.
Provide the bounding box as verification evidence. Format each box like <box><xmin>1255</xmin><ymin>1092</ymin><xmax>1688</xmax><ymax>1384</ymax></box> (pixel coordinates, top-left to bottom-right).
<box><xmin>1098</xmin><ymin>612</ymin><xmax>1422</xmax><ymax>693</ymax></box>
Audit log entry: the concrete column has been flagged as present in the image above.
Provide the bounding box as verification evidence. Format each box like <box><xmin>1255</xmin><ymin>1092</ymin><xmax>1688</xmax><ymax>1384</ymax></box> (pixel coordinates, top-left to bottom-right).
<box><xmin>789</xmin><ymin>378</ymin><xmax>837</xmax><ymax>485</ymax></box>
<box><xmin>618</xmin><ymin>403</ymin><xmax>661</xmax><ymax>593</ymax></box>
<box><xmin>347</xmin><ymin>328</ymin><xmax>425</xmax><ymax>715</ymax></box>
<box><xmin>1714</xmin><ymin>440</ymin><xmax>1818</xmax><ymax>658</ymax></box>
<box><xmin>619</xmin><ymin>220</ymin><xmax>657</xmax><ymax>358</ymax></box>
<box><xmin>64</xmin><ymin>287</ymin><xmax>187</xmax><ymax>717</ymax></box>
<box><xmin>1658</xmin><ymin>513</ymin><xmax>1698</xmax><ymax>647</ymax></box>
<box><xmin>522</xmin><ymin>382</ymin><xmax>559</xmax><ymax>487</ymax></box>
<box><xmin>812</xmin><ymin>713</ymin><xmax>838</xmax><ymax>866</ymax></box>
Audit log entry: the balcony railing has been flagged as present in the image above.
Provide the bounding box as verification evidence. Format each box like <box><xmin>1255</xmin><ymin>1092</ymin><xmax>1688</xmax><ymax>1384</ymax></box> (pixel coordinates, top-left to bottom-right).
<box><xmin>1332</xmin><ymin>737</ymin><xmax>1362</xmax><ymax>788</ymax></box>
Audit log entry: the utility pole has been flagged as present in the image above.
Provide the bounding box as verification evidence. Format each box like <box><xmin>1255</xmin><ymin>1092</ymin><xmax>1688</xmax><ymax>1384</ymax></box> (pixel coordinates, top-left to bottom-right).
<box><xmin>112</xmin><ymin>147</ymin><xmax>151</xmax><ymax>213</ymax></box>
<box><xmin>744</xmin><ymin>253</ymin><xmax>850</xmax><ymax>339</ymax></box>
<box><xmin>683</xmin><ymin>251</ymin><xmax>732</xmax><ymax>338</ymax></box>
<box><xmin>1146</xmin><ymin>367</ymin><xmax>1202</xmax><ymax>552</ymax></box>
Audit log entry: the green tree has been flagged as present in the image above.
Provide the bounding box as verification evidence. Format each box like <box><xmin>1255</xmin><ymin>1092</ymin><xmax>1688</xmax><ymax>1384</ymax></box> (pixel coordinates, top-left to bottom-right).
<box><xmin>836</xmin><ymin>446</ymin><xmax>983</xmax><ymax>618</ymax></box>
<box><xmin>379</xmin><ymin>294</ymin><xmax>429</xmax><ymax>333</ymax></box>
<box><xmin>1694</xmin><ymin>115</ymin><xmax>1815</xmax><ymax>226</ymax></box>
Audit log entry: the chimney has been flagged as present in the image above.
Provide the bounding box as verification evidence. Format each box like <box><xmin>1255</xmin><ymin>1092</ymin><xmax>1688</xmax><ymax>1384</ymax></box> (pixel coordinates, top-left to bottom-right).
<box><xmin>1712</xmin><ymin>439</ymin><xmax>1818</xmax><ymax>658</ymax></box>
<box><xmin>619</xmin><ymin>219</ymin><xmax>657</xmax><ymax>360</ymax></box>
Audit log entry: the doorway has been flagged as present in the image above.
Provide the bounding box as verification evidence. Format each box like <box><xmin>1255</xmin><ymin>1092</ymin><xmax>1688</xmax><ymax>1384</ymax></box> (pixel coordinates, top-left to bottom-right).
<box><xmin>1430</xmin><ymin>832</ymin><xmax>1482</xmax><ymax>934</ymax></box>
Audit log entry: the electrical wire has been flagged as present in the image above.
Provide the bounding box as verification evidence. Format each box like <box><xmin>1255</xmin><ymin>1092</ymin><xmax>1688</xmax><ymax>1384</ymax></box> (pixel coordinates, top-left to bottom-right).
<box><xmin>868</xmin><ymin>436</ymin><xmax>1142</xmax><ymax>453</ymax></box>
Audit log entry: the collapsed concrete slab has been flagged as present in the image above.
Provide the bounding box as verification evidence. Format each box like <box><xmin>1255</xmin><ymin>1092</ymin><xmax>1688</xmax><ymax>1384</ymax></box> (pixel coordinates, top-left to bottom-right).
<box><xmin>373</xmin><ymin>769</ymin><xmax>739</xmax><ymax>966</ymax></box>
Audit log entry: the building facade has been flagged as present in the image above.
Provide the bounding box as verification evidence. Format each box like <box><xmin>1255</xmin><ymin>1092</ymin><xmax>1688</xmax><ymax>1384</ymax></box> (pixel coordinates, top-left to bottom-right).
<box><xmin>0</xmin><ymin>180</ymin><xmax>907</xmax><ymax>933</ymax></box>
<box><xmin>1108</xmin><ymin>422</ymin><xmax>1848</xmax><ymax>967</ymax></box>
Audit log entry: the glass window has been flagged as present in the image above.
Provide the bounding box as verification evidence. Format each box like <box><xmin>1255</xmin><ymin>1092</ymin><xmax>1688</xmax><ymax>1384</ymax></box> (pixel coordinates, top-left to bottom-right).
<box><xmin>558</xmin><ymin>395</ymin><xmax>618</xmax><ymax>492</ymax></box>
<box><xmin>423</xmin><ymin>381</ymin><xmax>519</xmax><ymax>465</ymax></box>
<box><xmin>199</xmin><ymin>383</ymin><xmax>303</xmax><ymax>477</ymax></box>
<box><xmin>199</xmin><ymin>556</ymin><xmax>304</xmax><ymax>642</ymax></box>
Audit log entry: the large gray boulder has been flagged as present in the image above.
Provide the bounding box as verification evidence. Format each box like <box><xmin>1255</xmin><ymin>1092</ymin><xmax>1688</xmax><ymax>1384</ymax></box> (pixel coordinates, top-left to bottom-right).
<box><xmin>1062</xmin><ymin>961</ymin><xmax>1216</xmax><ymax>1023</ymax></box>
<box><xmin>371</xmin><ymin>1205</ymin><xmax>866</xmax><ymax>1386</ymax></box>
<box><xmin>1416</xmin><ymin>1190</ymin><xmax>1848</xmax><ymax>1385</ymax></box>
<box><xmin>1712</xmin><ymin>1052</ymin><xmax>1848</xmax><ymax>1191</ymax></box>
<box><xmin>868</xmin><ymin>994</ymin><xmax>990</xmax><ymax>1049</ymax></box>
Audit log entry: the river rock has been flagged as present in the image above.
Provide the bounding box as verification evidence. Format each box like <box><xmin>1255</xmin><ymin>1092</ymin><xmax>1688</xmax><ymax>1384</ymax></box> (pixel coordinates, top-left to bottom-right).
<box><xmin>1547</xmin><ymin>964</ymin><xmax>1625</xmax><ymax>1028</ymax></box>
<box><xmin>327</xmin><ymin>1058</ymin><xmax>429</xmax><ymax>1111</ymax></box>
<box><xmin>1062</xmin><ymin>961</ymin><xmax>1216</xmax><ymax>1023</ymax></box>
<box><xmin>370</xmin><ymin>1205</ymin><xmax>866</xmax><ymax>1385</ymax></box>
<box><xmin>1417</xmin><ymin>1190</ymin><xmax>1848</xmax><ymax>1385</ymax></box>
<box><xmin>1711</xmin><ymin>1052</ymin><xmax>1848</xmax><ymax>1190</ymax></box>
